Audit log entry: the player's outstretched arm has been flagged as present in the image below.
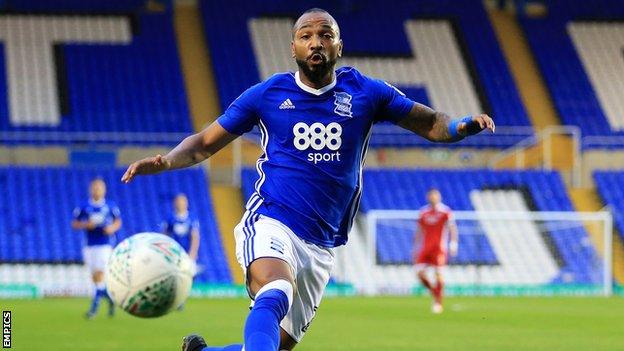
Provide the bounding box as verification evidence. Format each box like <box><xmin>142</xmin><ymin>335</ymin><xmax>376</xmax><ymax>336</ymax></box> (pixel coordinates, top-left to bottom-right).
<box><xmin>397</xmin><ymin>103</ymin><xmax>495</xmax><ymax>143</ymax></box>
<box><xmin>121</xmin><ymin>121</ymin><xmax>238</xmax><ymax>183</ymax></box>
<box><xmin>71</xmin><ymin>219</ymin><xmax>94</xmax><ymax>230</ymax></box>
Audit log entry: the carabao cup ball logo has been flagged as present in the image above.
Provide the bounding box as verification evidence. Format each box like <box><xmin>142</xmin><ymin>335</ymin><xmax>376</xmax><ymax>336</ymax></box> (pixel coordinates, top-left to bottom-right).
<box><xmin>107</xmin><ymin>233</ymin><xmax>192</xmax><ymax>318</ymax></box>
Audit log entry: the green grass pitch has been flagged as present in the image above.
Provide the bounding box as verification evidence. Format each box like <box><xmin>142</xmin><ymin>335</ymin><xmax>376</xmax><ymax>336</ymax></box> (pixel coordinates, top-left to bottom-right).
<box><xmin>4</xmin><ymin>296</ymin><xmax>623</xmax><ymax>350</ymax></box>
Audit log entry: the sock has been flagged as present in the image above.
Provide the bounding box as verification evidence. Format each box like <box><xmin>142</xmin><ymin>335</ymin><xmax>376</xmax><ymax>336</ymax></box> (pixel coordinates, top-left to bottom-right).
<box><xmin>103</xmin><ymin>289</ymin><xmax>114</xmax><ymax>306</ymax></box>
<box><xmin>243</xmin><ymin>279</ymin><xmax>293</xmax><ymax>351</ymax></box>
<box><xmin>88</xmin><ymin>284</ymin><xmax>104</xmax><ymax>314</ymax></box>
<box><xmin>94</xmin><ymin>281</ymin><xmax>112</xmax><ymax>303</ymax></box>
<box><xmin>202</xmin><ymin>345</ymin><xmax>243</xmax><ymax>351</ymax></box>
<box><xmin>418</xmin><ymin>274</ymin><xmax>433</xmax><ymax>292</ymax></box>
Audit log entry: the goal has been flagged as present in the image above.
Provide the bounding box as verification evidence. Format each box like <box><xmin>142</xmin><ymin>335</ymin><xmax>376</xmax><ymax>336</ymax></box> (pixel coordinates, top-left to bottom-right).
<box><xmin>333</xmin><ymin>210</ymin><xmax>613</xmax><ymax>296</ymax></box>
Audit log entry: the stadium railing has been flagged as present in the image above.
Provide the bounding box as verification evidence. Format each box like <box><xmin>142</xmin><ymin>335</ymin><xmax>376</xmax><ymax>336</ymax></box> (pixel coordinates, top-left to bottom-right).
<box><xmin>488</xmin><ymin>125</ymin><xmax>582</xmax><ymax>186</ymax></box>
<box><xmin>0</xmin><ymin>131</ymin><xmax>189</xmax><ymax>146</ymax></box>
<box><xmin>0</xmin><ymin>131</ymin><xmax>244</xmax><ymax>186</ymax></box>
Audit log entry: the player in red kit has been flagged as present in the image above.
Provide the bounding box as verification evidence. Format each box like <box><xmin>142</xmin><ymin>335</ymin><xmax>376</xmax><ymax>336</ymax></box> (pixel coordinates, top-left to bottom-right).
<box><xmin>414</xmin><ymin>188</ymin><xmax>458</xmax><ymax>313</ymax></box>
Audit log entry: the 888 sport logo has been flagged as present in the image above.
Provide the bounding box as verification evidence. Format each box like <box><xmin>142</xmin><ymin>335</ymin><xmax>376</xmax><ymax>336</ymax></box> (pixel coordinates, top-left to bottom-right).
<box><xmin>293</xmin><ymin>122</ymin><xmax>342</xmax><ymax>164</ymax></box>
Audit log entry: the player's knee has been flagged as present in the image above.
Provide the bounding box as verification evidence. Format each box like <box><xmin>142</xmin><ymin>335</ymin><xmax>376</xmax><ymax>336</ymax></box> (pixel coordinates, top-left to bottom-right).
<box><xmin>248</xmin><ymin>258</ymin><xmax>295</xmax><ymax>295</ymax></box>
<box><xmin>252</xmin><ymin>270</ymin><xmax>293</xmax><ymax>287</ymax></box>
<box><xmin>92</xmin><ymin>271</ymin><xmax>104</xmax><ymax>282</ymax></box>
<box><xmin>254</xmin><ymin>279</ymin><xmax>295</xmax><ymax>316</ymax></box>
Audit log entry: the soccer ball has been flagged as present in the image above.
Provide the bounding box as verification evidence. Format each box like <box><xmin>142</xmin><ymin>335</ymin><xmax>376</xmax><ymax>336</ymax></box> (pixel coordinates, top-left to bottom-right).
<box><xmin>105</xmin><ymin>232</ymin><xmax>194</xmax><ymax>318</ymax></box>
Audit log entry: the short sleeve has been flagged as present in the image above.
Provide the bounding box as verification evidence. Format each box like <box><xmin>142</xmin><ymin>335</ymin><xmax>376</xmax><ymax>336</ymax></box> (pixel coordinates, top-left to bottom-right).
<box><xmin>217</xmin><ymin>83</ymin><xmax>263</xmax><ymax>135</ymax></box>
<box><xmin>73</xmin><ymin>206</ymin><xmax>87</xmax><ymax>221</ymax></box>
<box><xmin>446</xmin><ymin>210</ymin><xmax>456</xmax><ymax>226</ymax></box>
<box><xmin>370</xmin><ymin>79</ymin><xmax>415</xmax><ymax>123</ymax></box>
<box><xmin>192</xmin><ymin>219</ymin><xmax>200</xmax><ymax>231</ymax></box>
<box><xmin>160</xmin><ymin>220</ymin><xmax>169</xmax><ymax>234</ymax></box>
<box><xmin>417</xmin><ymin>210</ymin><xmax>424</xmax><ymax>225</ymax></box>
<box><xmin>110</xmin><ymin>204</ymin><xmax>121</xmax><ymax>219</ymax></box>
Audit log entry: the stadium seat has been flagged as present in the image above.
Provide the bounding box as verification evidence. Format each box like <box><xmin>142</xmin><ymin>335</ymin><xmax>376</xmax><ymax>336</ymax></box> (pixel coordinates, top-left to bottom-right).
<box><xmin>242</xmin><ymin>168</ymin><xmax>602</xmax><ymax>285</ymax></box>
<box><xmin>519</xmin><ymin>0</ymin><xmax>624</xmax><ymax>143</ymax></box>
<box><xmin>201</xmin><ymin>0</ymin><xmax>531</xmax><ymax>148</ymax></box>
<box><xmin>594</xmin><ymin>171</ymin><xmax>624</xmax><ymax>242</ymax></box>
<box><xmin>0</xmin><ymin>12</ymin><xmax>192</xmax><ymax>139</ymax></box>
<box><xmin>3</xmin><ymin>0</ymin><xmax>146</xmax><ymax>12</ymax></box>
<box><xmin>0</xmin><ymin>166</ymin><xmax>231</xmax><ymax>283</ymax></box>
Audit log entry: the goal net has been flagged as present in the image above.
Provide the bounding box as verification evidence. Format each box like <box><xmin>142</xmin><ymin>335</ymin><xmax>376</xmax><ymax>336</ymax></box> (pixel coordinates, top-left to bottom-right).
<box><xmin>332</xmin><ymin>210</ymin><xmax>613</xmax><ymax>296</ymax></box>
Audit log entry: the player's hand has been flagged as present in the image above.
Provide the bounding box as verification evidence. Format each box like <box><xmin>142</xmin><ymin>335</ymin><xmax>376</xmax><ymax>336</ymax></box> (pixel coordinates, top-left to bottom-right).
<box><xmin>85</xmin><ymin>220</ymin><xmax>97</xmax><ymax>230</ymax></box>
<box><xmin>103</xmin><ymin>225</ymin><xmax>116</xmax><ymax>235</ymax></box>
<box><xmin>458</xmin><ymin>114</ymin><xmax>495</xmax><ymax>135</ymax></box>
<box><xmin>121</xmin><ymin>154</ymin><xmax>171</xmax><ymax>183</ymax></box>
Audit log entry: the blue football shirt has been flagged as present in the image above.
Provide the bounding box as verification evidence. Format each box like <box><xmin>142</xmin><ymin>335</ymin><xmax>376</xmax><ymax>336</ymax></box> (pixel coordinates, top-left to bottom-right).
<box><xmin>218</xmin><ymin>67</ymin><xmax>415</xmax><ymax>247</ymax></box>
<box><xmin>161</xmin><ymin>212</ymin><xmax>199</xmax><ymax>252</ymax></box>
<box><xmin>73</xmin><ymin>199</ymin><xmax>121</xmax><ymax>246</ymax></box>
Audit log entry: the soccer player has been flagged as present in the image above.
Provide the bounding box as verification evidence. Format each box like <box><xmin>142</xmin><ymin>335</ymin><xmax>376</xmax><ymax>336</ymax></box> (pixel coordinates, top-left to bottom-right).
<box><xmin>121</xmin><ymin>8</ymin><xmax>494</xmax><ymax>351</ymax></box>
<box><xmin>414</xmin><ymin>188</ymin><xmax>458</xmax><ymax>314</ymax></box>
<box><xmin>161</xmin><ymin>193</ymin><xmax>200</xmax><ymax>261</ymax></box>
<box><xmin>71</xmin><ymin>178</ymin><xmax>122</xmax><ymax>319</ymax></box>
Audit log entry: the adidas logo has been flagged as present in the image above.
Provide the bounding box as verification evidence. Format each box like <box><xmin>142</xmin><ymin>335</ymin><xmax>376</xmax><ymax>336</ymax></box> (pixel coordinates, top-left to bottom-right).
<box><xmin>279</xmin><ymin>98</ymin><xmax>295</xmax><ymax>110</ymax></box>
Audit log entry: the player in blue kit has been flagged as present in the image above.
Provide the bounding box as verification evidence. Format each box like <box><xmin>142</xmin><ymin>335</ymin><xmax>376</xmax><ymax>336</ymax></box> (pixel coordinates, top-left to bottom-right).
<box><xmin>71</xmin><ymin>178</ymin><xmax>122</xmax><ymax>319</ymax></box>
<box><xmin>122</xmin><ymin>8</ymin><xmax>494</xmax><ymax>351</ymax></box>
<box><xmin>161</xmin><ymin>193</ymin><xmax>200</xmax><ymax>261</ymax></box>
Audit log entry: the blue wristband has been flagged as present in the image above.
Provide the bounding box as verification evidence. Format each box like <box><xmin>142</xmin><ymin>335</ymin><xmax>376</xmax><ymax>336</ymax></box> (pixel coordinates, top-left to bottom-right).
<box><xmin>449</xmin><ymin>116</ymin><xmax>473</xmax><ymax>139</ymax></box>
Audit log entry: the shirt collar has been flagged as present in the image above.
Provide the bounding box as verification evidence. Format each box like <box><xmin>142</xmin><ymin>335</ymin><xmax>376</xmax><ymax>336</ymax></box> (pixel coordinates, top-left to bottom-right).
<box><xmin>175</xmin><ymin>211</ymin><xmax>189</xmax><ymax>220</ymax></box>
<box><xmin>294</xmin><ymin>71</ymin><xmax>336</xmax><ymax>96</ymax></box>
<box><xmin>89</xmin><ymin>198</ymin><xmax>105</xmax><ymax>207</ymax></box>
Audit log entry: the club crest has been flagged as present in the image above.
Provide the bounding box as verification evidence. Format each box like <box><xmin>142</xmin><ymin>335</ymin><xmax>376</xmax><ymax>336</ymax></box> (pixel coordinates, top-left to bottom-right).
<box><xmin>333</xmin><ymin>91</ymin><xmax>353</xmax><ymax>118</ymax></box>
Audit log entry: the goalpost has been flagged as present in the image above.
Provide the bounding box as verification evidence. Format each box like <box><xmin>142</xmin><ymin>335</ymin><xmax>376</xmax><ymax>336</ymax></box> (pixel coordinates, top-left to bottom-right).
<box><xmin>342</xmin><ymin>210</ymin><xmax>614</xmax><ymax>296</ymax></box>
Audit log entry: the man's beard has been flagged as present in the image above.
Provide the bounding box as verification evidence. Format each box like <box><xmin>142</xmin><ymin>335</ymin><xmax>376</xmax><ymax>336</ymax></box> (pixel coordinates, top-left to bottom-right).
<box><xmin>296</xmin><ymin>56</ymin><xmax>337</xmax><ymax>86</ymax></box>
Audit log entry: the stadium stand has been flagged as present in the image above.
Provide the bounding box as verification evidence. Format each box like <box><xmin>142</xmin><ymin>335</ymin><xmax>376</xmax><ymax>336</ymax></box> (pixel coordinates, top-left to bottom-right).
<box><xmin>0</xmin><ymin>166</ymin><xmax>231</xmax><ymax>283</ymax></box>
<box><xmin>242</xmin><ymin>168</ymin><xmax>602</xmax><ymax>285</ymax></box>
<box><xmin>519</xmin><ymin>0</ymin><xmax>624</xmax><ymax>141</ymax></box>
<box><xmin>0</xmin><ymin>12</ymin><xmax>191</xmax><ymax>136</ymax></box>
<box><xmin>594</xmin><ymin>171</ymin><xmax>624</xmax><ymax>241</ymax></box>
<box><xmin>2</xmin><ymin>0</ymin><xmax>146</xmax><ymax>12</ymax></box>
<box><xmin>201</xmin><ymin>0</ymin><xmax>531</xmax><ymax>148</ymax></box>
<box><xmin>360</xmin><ymin>169</ymin><xmax>601</xmax><ymax>285</ymax></box>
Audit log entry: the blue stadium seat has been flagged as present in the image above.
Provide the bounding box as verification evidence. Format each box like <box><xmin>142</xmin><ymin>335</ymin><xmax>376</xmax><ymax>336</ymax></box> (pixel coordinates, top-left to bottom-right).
<box><xmin>202</xmin><ymin>0</ymin><xmax>531</xmax><ymax>148</ymax></box>
<box><xmin>0</xmin><ymin>13</ymin><xmax>192</xmax><ymax>139</ymax></box>
<box><xmin>0</xmin><ymin>166</ymin><xmax>231</xmax><ymax>283</ymax></box>
<box><xmin>519</xmin><ymin>0</ymin><xmax>624</xmax><ymax>143</ymax></box>
<box><xmin>242</xmin><ymin>168</ymin><xmax>601</xmax><ymax>284</ymax></box>
<box><xmin>594</xmin><ymin>171</ymin><xmax>624</xmax><ymax>242</ymax></box>
<box><xmin>3</xmin><ymin>0</ymin><xmax>146</xmax><ymax>12</ymax></box>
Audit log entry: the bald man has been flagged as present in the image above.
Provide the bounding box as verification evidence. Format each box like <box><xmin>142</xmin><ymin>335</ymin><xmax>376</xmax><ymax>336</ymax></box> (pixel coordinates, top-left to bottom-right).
<box><xmin>122</xmin><ymin>8</ymin><xmax>494</xmax><ymax>351</ymax></box>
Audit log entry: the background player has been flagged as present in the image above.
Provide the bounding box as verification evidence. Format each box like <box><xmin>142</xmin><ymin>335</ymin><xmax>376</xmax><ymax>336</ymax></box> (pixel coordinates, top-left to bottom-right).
<box><xmin>414</xmin><ymin>188</ymin><xmax>458</xmax><ymax>314</ymax></box>
<box><xmin>161</xmin><ymin>193</ymin><xmax>200</xmax><ymax>261</ymax></box>
<box><xmin>71</xmin><ymin>178</ymin><xmax>122</xmax><ymax>319</ymax></box>
<box><xmin>121</xmin><ymin>8</ymin><xmax>494</xmax><ymax>351</ymax></box>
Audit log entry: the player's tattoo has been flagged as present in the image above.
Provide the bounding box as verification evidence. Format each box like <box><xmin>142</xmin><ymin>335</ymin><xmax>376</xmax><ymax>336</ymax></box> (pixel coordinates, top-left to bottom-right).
<box><xmin>163</xmin><ymin>123</ymin><xmax>237</xmax><ymax>170</ymax></box>
<box><xmin>397</xmin><ymin>103</ymin><xmax>459</xmax><ymax>143</ymax></box>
